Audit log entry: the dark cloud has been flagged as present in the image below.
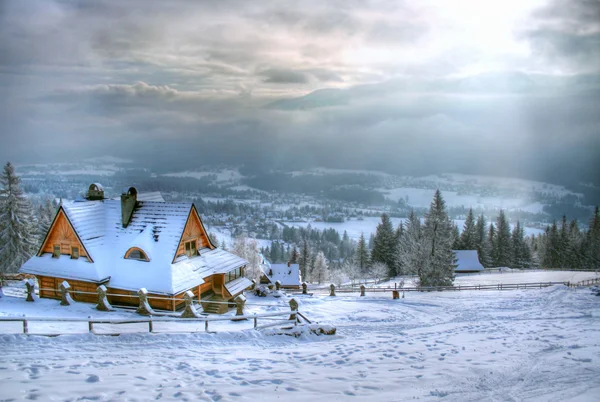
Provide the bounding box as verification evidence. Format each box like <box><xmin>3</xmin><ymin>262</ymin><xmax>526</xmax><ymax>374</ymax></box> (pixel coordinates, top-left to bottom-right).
<box><xmin>260</xmin><ymin>69</ymin><xmax>310</xmax><ymax>84</ymax></box>
<box><xmin>522</xmin><ymin>0</ymin><xmax>600</xmax><ymax>72</ymax></box>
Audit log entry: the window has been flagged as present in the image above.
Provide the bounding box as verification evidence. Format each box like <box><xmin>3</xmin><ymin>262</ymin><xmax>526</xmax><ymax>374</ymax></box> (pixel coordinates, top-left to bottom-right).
<box><xmin>125</xmin><ymin>247</ymin><xmax>149</xmax><ymax>261</ymax></box>
<box><xmin>71</xmin><ymin>246</ymin><xmax>79</xmax><ymax>259</ymax></box>
<box><xmin>185</xmin><ymin>240</ymin><xmax>197</xmax><ymax>257</ymax></box>
<box><xmin>227</xmin><ymin>267</ymin><xmax>242</xmax><ymax>282</ymax></box>
<box><xmin>52</xmin><ymin>245</ymin><xmax>60</xmax><ymax>258</ymax></box>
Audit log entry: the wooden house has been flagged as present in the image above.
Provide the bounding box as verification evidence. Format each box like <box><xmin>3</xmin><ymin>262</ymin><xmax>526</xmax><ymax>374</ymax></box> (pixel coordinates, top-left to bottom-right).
<box><xmin>19</xmin><ymin>184</ymin><xmax>251</xmax><ymax>313</ymax></box>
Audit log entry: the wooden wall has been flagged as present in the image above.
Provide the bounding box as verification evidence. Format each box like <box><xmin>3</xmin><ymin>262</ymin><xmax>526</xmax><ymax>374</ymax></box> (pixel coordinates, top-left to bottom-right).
<box><xmin>174</xmin><ymin>209</ymin><xmax>211</xmax><ymax>260</ymax></box>
<box><xmin>39</xmin><ymin>210</ymin><xmax>88</xmax><ymax>260</ymax></box>
<box><xmin>37</xmin><ymin>275</ymin><xmax>97</xmax><ymax>303</ymax></box>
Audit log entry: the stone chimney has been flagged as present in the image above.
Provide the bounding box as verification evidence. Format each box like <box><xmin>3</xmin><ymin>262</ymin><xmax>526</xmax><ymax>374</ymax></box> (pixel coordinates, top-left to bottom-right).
<box><xmin>87</xmin><ymin>183</ymin><xmax>104</xmax><ymax>200</ymax></box>
<box><xmin>121</xmin><ymin>186</ymin><xmax>138</xmax><ymax>228</ymax></box>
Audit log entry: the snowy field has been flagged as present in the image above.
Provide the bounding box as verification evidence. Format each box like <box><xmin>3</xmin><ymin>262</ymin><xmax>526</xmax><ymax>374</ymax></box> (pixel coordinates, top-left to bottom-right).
<box><xmin>1</xmin><ymin>272</ymin><xmax>600</xmax><ymax>401</ymax></box>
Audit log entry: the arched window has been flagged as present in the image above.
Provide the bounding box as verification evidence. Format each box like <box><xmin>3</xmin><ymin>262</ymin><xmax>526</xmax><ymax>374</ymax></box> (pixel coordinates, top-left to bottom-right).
<box><xmin>124</xmin><ymin>247</ymin><xmax>150</xmax><ymax>262</ymax></box>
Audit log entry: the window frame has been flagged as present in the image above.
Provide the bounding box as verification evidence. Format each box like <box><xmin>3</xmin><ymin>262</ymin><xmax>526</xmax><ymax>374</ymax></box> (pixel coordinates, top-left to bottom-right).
<box><xmin>124</xmin><ymin>247</ymin><xmax>150</xmax><ymax>262</ymax></box>
<box><xmin>52</xmin><ymin>244</ymin><xmax>60</xmax><ymax>258</ymax></box>
<box><xmin>184</xmin><ymin>239</ymin><xmax>198</xmax><ymax>257</ymax></box>
<box><xmin>71</xmin><ymin>246</ymin><xmax>79</xmax><ymax>259</ymax></box>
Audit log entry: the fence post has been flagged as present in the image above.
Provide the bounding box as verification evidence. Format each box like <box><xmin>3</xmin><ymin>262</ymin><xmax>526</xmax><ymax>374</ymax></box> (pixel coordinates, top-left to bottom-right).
<box><xmin>302</xmin><ymin>282</ymin><xmax>307</xmax><ymax>295</ymax></box>
<box><xmin>253</xmin><ymin>315</ymin><xmax>258</xmax><ymax>329</ymax></box>
<box><xmin>233</xmin><ymin>294</ymin><xmax>247</xmax><ymax>321</ymax></box>
<box><xmin>25</xmin><ymin>279</ymin><xmax>36</xmax><ymax>302</ymax></box>
<box><xmin>149</xmin><ymin>317</ymin><xmax>153</xmax><ymax>333</ymax></box>
<box><xmin>204</xmin><ymin>320</ymin><xmax>209</xmax><ymax>332</ymax></box>
<box><xmin>96</xmin><ymin>285</ymin><xmax>112</xmax><ymax>311</ymax></box>
<box><xmin>360</xmin><ymin>284</ymin><xmax>365</xmax><ymax>297</ymax></box>
<box><xmin>59</xmin><ymin>281</ymin><xmax>75</xmax><ymax>306</ymax></box>
<box><xmin>289</xmin><ymin>298</ymin><xmax>298</xmax><ymax>321</ymax></box>
<box><xmin>88</xmin><ymin>316</ymin><xmax>93</xmax><ymax>333</ymax></box>
<box><xmin>329</xmin><ymin>284</ymin><xmax>336</xmax><ymax>297</ymax></box>
<box><xmin>181</xmin><ymin>290</ymin><xmax>201</xmax><ymax>318</ymax></box>
<box><xmin>136</xmin><ymin>288</ymin><xmax>155</xmax><ymax>316</ymax></box>
<box><xmin>392</xmin><ymin>290</ymin><xmax>399</xmax><ymax>299</ymax></box>
<box><xmin>23</xmin><ymin>319</ymin><xmax>28</xmax><ymax>334</ymax></box>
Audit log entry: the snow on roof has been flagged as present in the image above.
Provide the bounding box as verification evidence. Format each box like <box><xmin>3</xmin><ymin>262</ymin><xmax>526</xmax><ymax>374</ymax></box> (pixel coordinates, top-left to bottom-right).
<box><xmin>111</xmin><ymin>191</ymin><xmax>165</xmax><ymax>202</ymax></box>
<box><xmin>21</xmin><ymin>199</ymin><xmax>248</xmax><ymax>295</ymax></box>
<box><xmin>453</xmin><ymin>250</ymin><xmax>484</xmax><ymax>272</ymax></box>
<box><xmin>224</xmin><ymin>277</ymin><xmax>253</xmax><ymax>296</ymax></box>
<box><xmin>261</xmin><ymin>263</ymin><xmax>301</xmax><ymax>286</ymax></box>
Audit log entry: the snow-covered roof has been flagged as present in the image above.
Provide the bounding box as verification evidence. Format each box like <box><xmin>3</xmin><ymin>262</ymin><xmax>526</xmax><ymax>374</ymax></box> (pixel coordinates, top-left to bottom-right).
<box><xmin>21</xmin><ymin>199</ymin><xmax>247</xmax><ymax>295</ymax></box>
<box><xmin>261</xmin><ymin>263</ymin><xmax>301</xmax><ymax>286</ymax></box>
<box><xmin>224</xmin><ymin>277</ymin><xmax>253</xmax><ymax>296</ymax></box>
<box><xmin>453</xmin><ymin>250</ymin><xmax>484</xmax><ymax>272</ymax></box>
<box><xmin>111</xmin><ymin>191</ymin><xmax>165</xmax><ymax>202</ymax></box>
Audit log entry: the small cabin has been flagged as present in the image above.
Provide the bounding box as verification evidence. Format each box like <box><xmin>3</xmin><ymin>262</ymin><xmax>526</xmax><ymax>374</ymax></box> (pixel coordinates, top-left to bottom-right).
<box><xmin>20</xmin><ymin>184</ymin><xmax>251</xmax><ymax>313</ymax></box>
<box><xmin>260</xmin><ymin>259</ymin><xmax>301</xmax><ymax>289</ymax></box>
<box><xmin>453</xmin><ymin>250</ymin><xmax>485</xmax><ymax>273</ymax></box>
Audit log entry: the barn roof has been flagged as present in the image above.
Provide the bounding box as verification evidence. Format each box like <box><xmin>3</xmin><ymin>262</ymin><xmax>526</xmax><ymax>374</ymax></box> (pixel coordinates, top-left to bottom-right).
<box><xmin>20</xmin><ymin>199</ymin><xmax>247</xmax><ymax>295</ymax></box>
<box><xmin>453</xmin><ymin>250</ymin><xmax>485</xmax><ymax>272</ymax></box>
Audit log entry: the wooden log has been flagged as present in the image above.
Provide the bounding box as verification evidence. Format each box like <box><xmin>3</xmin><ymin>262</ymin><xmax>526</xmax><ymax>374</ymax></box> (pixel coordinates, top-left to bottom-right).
<box><xmin>136</xmin><ymin>288</ymin><xmax>155</xmax><ymax>316</ymax></box>
<box><xmin>25</xmin><ymin>279</ymin><xmax>36</xmax><ymax>302</ymax></box>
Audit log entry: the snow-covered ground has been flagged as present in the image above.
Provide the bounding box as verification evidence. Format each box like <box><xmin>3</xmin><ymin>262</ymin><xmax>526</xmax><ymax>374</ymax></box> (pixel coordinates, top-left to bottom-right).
<box><xmin>1</xmin><ymin>272</ymin><xmax>599</xmax><ymax>401</ymax></box>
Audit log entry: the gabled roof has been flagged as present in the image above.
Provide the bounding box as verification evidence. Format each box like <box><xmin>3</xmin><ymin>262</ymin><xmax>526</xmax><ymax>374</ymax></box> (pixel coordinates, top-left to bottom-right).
<box><xmin>21</xmin><ymin>199</ymin><xmax>247</xmax><ymax>295</ymax></box>
<box><xmin>260</xmin><ymin>262</ymin><xmax>301</xmax><ymax>286</ymax></box>
<box><xmin>453</xmin><ymin>250</ymin><xmax>484</xmax><ymax>272</ymax></box>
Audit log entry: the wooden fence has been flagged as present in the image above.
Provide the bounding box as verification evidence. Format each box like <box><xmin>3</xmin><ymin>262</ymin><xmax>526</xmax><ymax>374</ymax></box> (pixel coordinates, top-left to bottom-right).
<box><xmin>314</xmin><ymin>277</ymin><xmax>600</xmax><ymax>296</ymax></box>
<box><xmin>0</xmin><ymin>309</ymin><xmax>299</xmax><ymax>336</ymax></box>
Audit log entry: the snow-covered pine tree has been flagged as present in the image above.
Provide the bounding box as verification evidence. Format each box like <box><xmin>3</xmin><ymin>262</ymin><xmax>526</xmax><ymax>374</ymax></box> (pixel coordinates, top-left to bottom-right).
<box><xmin>354</xmin><ymin>232</ymin><xmax>370</xmax><ymax>274</ymax></box>
<box><xmin>493</xmin><ymin>210</ymin><xmax>512</xmax><ymax>267</ymax></box>
<box><xmin>487</xmin><ymin>223</ymin><xmax>497</xmax><ymax>267</ymax></box>
<box><xmin>371</xmin><ymin>213</ymin><xmax>396</xmax><ymax>277</ymax></box>
<box><xmin>298</xmin><ymin>240</ymin><xmax>311</xmax><ymax>281</ymax></box>
<box><xmin>36</xmin><ymin>197</ymin><xmax>57</xmax><ymax>244</ymax></box>
<box><xmin>451</xmin><ymin>224</ymin><xmax>460</xmax><ymax>249</ymax></box>
<box><xmin>584</xmin><ymin>206</ymin><xmax>600</xmax><ymax>269</ymax></box>
<box><xmin>459</xmin><ymin>208</ymin><xmax>478</xmax><ymax>250</ymax></box>
<box><xmin>475</xmin><ymin>214</ymin><xmax>492</xmax><ymax>267</ymax></box>
<box><xmin>419</xmin><ymin>190</ymin><xmax>455</xmax><ymax>287</ymax></box>
<box><xmin>511</xmin><ymin>221</ymin><xmax>532</xmax><ymax>268</ymax></box>
<box><xmin>0</xmin><ymin>162</ymin><xmax>38</xmax><ymax>273</ymax></box>
<box><xmin>397</xmin><ymin>209</ymin><xmax>423</xmax><ymax>277</ymax></box>
<box><xmin>289</xmin><ymin>246</ymin><xmax>299</xmax><ymax>264</ymax></box>
<box><xmin>312</xmin><ymin>251</ymin><xmax>328</xmax><ymax>284</ymax></box>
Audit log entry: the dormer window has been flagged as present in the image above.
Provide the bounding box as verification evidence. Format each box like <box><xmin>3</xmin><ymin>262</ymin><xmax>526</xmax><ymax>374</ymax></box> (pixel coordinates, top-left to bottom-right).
<box><xmin>52</xmin><ymin>244</ymin><xmax>60</xmax><ymax>258</ymax></box>
<box><xmin>185</xmin><ymin>240</ymin><xmax>198</xmax><ymax>257</ymax></box>
<box><xmin>125</xmin><ymin>247</ymin><xmax>150</xmax><ymax>262</ymax></box>
<box><xmin>71</xmin><ymin>246</ymin><xmax>79</xmax><ymax>259</ymax></box>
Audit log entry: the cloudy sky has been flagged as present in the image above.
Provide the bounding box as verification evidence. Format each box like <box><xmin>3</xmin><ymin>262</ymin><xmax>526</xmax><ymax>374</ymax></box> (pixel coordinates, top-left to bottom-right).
<box><xmin>1</xmin><ymin>0</ymin><xmax>599</xmax><ymax>183</ymax></box>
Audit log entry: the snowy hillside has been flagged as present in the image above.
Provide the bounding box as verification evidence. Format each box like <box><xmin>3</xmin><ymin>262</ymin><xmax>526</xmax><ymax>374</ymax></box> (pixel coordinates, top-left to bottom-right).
<box><xmin>1</xmin><ymin>278</ymin><xmax>599</xmax><ymax>401</ymax></box>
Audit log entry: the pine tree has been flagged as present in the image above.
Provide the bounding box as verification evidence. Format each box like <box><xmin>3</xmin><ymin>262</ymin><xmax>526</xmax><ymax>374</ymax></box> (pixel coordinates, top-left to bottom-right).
<box><xmin>584</xmin><ymin>206</ymin><xmax>600</xmax><ymax>269</ymax></box>
<box><xmin>0</xmin><ymin>162</ymin><xmax>38</xmax><ymax>273</ymax></box>
<box><xmin>451</xmin><ymin>224</ymin><xmax>460</xmax><ymax>249</ymax></box>
<box><xmin>475</xmin><ymin>214</ymin><xmax>492</xmax><ymax>267</ymax></box>
<box><xmin>487</xmin><ymin>223</ymin><xmax>497</xmax><ymax>266</ymax></box>
<box><xmin>289</xmin><ymin>246</ymin><xmax>299</xmax><ymax>264</ymax></box>
<box><xmin>397</xmin><ymin>210</ymin><xmax>422</xmax><ymax>277</ymax></box>
<box><xmin>511</xmin><ymin>221</ymin><xmax>532</xmax><ymax>268</ymax></box>
<box><xmin>493</xmin><ymin>210</ymin><xmax>512</xmax><ymax>267</ymax></box>
<box><xmin>298</xmin><ymin>240</ymin><xmax>311</xmax><ymax>281</ymax></box>
<box><xmin>36</xmin><ymin>197</ymin><xmax>57</xmax><ymax>244</ymax></box>
<box><xmin>354</xmin><ymin>232</ymin><xmax>370</xmax><ymax>274</ymax></box>
<box><xmin>419</xmin><ymin>190</ymin><xmax>456</xmax><ymax>286</ymax></box>
<box><xmin>371</xmin><ymin>213</ymin><xmax>396</xmax><ymax>277</ymax></box>
<box><xmin>459</xmin><ymin>208</ymin><xmax>478</xmax><ymax>250</ymax></box>
<box><xmin>312</xmin><ymin>251</ymin><xmax>328</xmax><ymax>284</ymax></box>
